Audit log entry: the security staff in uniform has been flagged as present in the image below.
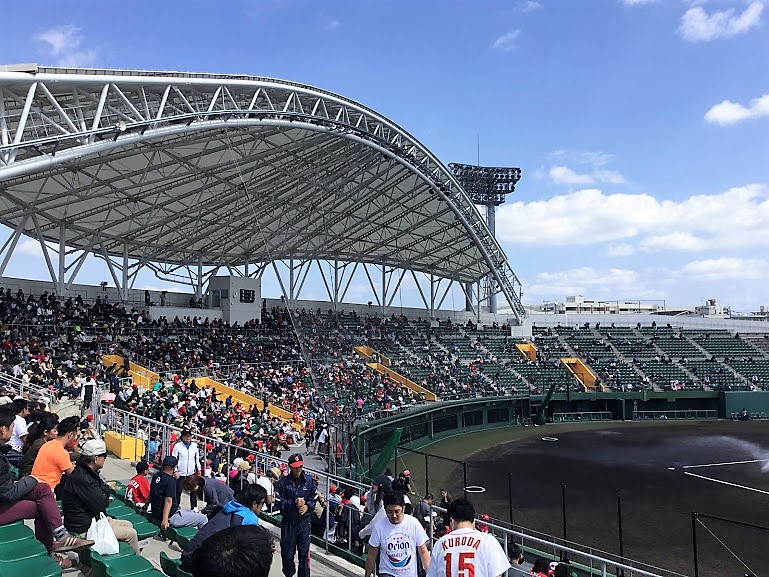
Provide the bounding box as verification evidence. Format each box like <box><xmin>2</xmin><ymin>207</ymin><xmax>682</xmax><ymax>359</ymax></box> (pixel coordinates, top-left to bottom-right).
<box><xmin>275</xmin><ymin>453</ymin><xmax>317</xmax><ymax>577</ymax></box>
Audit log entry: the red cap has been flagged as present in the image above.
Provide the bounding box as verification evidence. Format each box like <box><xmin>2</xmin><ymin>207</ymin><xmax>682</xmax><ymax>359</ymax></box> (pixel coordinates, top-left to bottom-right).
<box><xmin>247</xmin><ymin>454</ymin><xmax>255</xmax><ymax>462</ymax></box>
<box><xmin>329</xmin><ymin>485</ymin><xmax>337</xmax><ymax>494</ymax></box>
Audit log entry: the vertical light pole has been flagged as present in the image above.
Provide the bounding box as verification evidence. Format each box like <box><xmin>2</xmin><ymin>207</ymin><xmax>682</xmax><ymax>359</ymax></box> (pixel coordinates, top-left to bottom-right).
<box><xmin>449</xmin><ymin>163</ymin><xmax>521</xmax><ymax>314</ymax></box>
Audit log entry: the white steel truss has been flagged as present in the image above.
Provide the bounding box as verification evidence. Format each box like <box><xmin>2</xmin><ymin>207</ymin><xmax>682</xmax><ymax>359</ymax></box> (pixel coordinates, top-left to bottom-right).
<box><xmin>0</xmin><ymin>66</ymin><xmax>525</xmax><ymax>321</ymax></box>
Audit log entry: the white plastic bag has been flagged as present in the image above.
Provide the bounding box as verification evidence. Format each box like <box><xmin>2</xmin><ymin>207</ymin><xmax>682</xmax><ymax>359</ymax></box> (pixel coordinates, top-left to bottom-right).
<box><xmin>87</xmin><ymin>513</ymin><xmax>119</xmax><ymax>555</ymax></box>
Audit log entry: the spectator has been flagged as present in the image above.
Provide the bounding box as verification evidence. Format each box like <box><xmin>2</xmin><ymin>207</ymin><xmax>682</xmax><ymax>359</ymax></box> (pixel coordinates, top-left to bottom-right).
<box><xmin>181</xmin><ymin>483</ymin><xmax>267</xmax><ymax>570</ymax></box>
<box><xmin>0</xmin><ymin>405</ymin><xmax>93</xmax><ymax>567</ymax></box>
<box><xmin>364</xmin><ymin>491</ymin><xmax>430</xmax><ymax>577</ymax></box>
<box><xmin>438</xmin><ymin>488</ymin><xmax>451</xmax><ymax>528</ymax></box>
<box><xmin>30</xmin><ymin>415</ymin><xmax>79</xmax><ymax>490</ymax></box>
<box><xmin>425</xmin><ymin>498</ymin><xmax>510</xmax><ymax>577</ymax></box>
<box><xmin>275</xmin><ymin>453</ymin><xmax>317</xmax><ymax>577</ymax></box>
<box><xmin>18</xmin><ymin>412</ymin><xmax>59</xmax><ymax>477</ymax></box>
<box><xmin>181</xmin><ymin>473</ymin><xmax>234</xmax><ymax>518</ymax></box>
<box><xmin>531</xmin><ymin>558</ymin><xmax>550</xmax><ymax>577</ymax></box>
<box><xmin>172</xmin><ymin>429</ymin><xmax>202</xmax><ymax>510</ymax></box>
<box><xmin>507</xmin><ymin>542</ymin><xmax>525</xmax><ymax>567</ymax></box>
<box><xmin>125</xmin><ymin>461</ymin><xmax>152</xmax><ymax>508</ymax></box>
<box><xmin>5</xmin><ymin>398</ymin><xmax>30</xmax><ymax>466</ymax></box>
<box><xmin>146</xmin><ymin>431</ymin><xmax>160</xmax><ymax>464</ymax></box>
<box><xmin>146</xmin><ymin>455</ymin><xmax>207</xmax><ymax>530</ymax></box>
<box><xmin>190</xmin><ymin>525</ymin><xmax>275</xmax><ymax>577</ymax></box>
<box><xmin>256</xmin><ymin>467</ymin><xmax>279</xmax><ymax>512</ymax></box>
<box><xmin>59</xmin><ymin>439</ymin><xmax>140</xmax><ymax>553</ymax></box>
<box><xmin>413</xmin><ymin>493</ymin><xmax>434</xmax><ymax>532</ymax></box>
<box><xmin>393</xmin><ymin>469</ymin><xmax>416</xmax><ymax>495</ymax></box>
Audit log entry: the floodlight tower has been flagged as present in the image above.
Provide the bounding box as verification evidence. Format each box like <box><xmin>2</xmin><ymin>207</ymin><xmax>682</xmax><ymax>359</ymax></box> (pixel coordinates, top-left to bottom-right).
<box><xmin>449</xmin><ymin>162</ymin><xmax>521</xmax><ymax>314</ymax></box>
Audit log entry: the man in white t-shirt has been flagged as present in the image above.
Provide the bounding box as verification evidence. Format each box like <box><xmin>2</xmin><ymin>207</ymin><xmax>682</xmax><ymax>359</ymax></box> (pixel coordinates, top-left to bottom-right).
<box><xmin>365</xmin><ymin>492</ymin><xmax>430</xmax><ymax>577</ymax></box>
<box><xmin>425</xmin><ymin>498</ymin><xmax>510</xmax><ymax>577</ymax></box>
<box><xmin>256</xmin><ymin>467</ymin><xmax>279</xmax><ymax>512</ymax></box>
<box><xmin>6</xmin><ymin>398</ymin><xmax>30</xmax><ymax>466</ymax></box>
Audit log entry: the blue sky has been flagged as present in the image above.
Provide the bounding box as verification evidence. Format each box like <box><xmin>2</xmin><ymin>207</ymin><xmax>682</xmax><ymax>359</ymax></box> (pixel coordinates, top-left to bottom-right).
<box><xmin>2</xmin><ymin>0</ymin><xmax>768</xmax><ymax>312</ymax></box>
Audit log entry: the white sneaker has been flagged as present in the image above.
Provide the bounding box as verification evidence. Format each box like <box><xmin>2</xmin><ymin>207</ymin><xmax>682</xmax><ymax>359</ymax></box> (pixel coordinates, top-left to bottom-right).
<box><xmin>192</xmin><ymin>507</ymin><xmax>200</xmax><ymax>513</ymax></box>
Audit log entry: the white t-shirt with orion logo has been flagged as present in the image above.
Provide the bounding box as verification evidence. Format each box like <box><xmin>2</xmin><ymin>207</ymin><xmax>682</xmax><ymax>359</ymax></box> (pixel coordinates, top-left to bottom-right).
<box><xmin>370</xmin><ymin>514</ymin><xmax>429</xmax><ymax>576</ymax></box>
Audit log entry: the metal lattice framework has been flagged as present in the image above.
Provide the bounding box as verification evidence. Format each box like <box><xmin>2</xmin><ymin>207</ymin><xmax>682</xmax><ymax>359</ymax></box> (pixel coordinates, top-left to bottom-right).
<box><xmin>0</xmin><ymin>65</ymin><xmax>525</xmax><ymax>321</ymax></box>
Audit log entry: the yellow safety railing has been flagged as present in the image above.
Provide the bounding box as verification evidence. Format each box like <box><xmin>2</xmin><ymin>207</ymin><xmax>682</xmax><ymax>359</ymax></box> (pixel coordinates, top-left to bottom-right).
<box><xmin>516</xmin><ymin>343</ymin><xmax>538</xmax><ymax>361</ymax></box>
<box><xmin>354</xmin><ymin>345</ymin><xmax>391</xmax><ymax>367</ymax></box>
<box><xmin>367</xmin><ymin>362</ymin><xmax>437</xmax><ymax>402</ymax></box>
<box><xmin>560</xmin><ymin>357</ymin><xmax>601</xmax><ymax>391</ymax></box>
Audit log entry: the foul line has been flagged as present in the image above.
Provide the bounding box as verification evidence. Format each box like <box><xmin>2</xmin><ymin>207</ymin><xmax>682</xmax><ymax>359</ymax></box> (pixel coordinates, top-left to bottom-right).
<box><xmin>682</xmin><ymin>459</ymin><xmax>769</xmax><ymax>469</ymax></box>
<box><xmin>683</xmin><ymin>471</ymin><xmax>769</xmax><ymax>495</ymax></box>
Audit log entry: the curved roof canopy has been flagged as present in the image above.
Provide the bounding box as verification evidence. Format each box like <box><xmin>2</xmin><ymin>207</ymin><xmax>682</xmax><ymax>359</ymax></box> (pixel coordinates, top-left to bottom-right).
<box><xmin>0</xmin><ymin>65</ymin><xmax>524</xmax><ymax>319</ymax></box>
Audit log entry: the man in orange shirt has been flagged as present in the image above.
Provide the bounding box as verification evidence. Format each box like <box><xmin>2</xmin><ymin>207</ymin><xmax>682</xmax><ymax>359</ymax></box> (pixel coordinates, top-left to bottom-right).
<box><xmin>31</xmin><ymin>416</ymin><xmax>79</xmax><ymax>490</ymax></box>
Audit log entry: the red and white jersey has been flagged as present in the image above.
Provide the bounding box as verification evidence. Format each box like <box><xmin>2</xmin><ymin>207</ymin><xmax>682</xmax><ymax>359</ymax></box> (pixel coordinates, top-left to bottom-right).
<box><xmin>426</xmin><ymin>527</ymin><xmax>511</xmax><ymax>577</ymax></box>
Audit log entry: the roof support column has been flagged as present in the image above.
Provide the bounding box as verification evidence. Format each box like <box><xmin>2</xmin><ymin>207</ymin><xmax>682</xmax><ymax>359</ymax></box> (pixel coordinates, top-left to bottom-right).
<box><xmin>289</xmin><ymin>258</ymin><xmax>295</xmax><ymax>301</ymax></box>
<box><xmin>195</xmin><ymin>258</ymin><xmax>203</xmax><ymax>300</ymax></box>
<box><xmin>121</xmin><ymin>245</ymin><xmax>129</xmax><ymax>303</ymax></box>
<box><xmin>333</xmin><ymin>259</ymin><xmax>339</xmax><ymax>312</ymax></box>
<box><xmin>381</xmin><ymin>265</ymin><xmax>386</xmax><ymax>317</ymax></box>
<box><xmin>429</xmin><ymin>274</ymin><xmax>436</xmax><ymax>319</ymax></box>
<box><xmin>56</xmin><ymin>221</ymin><xmax>65</xmax><ymax>297</ymax></box>
<box><xmin>465</xmin><ymin>281</ymin><xmax>473</xmax><ymax>312</ymax></box>
<box><xmin>0</xmin><ymin>216</ymin><xmax>29</xmax><ymax>277</ymax></box>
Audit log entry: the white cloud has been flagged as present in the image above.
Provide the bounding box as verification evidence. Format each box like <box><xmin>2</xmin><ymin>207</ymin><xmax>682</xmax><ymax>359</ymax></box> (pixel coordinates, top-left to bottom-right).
<box><xmin>33</xmin><ymin>25</ymin><xmax>98</xmax><ymax>67</ymax></box>
<box><xmin>683</xmin><ymin>257</ymin><xmax>769</xmax><ymax>280</ymax></box>
<box><xmin>520</xmin><ymin>1</ymin><xmax>542</xmax><ymax>12</ymax></box>
<box><xmin>17</xmin><ymin>239</ymin><xmax>44</xmax><ymax>257</ymax></box>
<box><xmin>704</xmin><ymin>93</ymin><xmax>769</xmax><ymax>125</ymax></box>
<box><xmin>679</xmin><ymin>1</ymin><xmax>764</xmax><ymax>42</ymax></box>
<box><xmin>491</xmin><ymin>30</ymin><xmax>520</xmax><ymax>52</ymax></box>
<box><xmin>497</xmin><ymin>183</ymin><xmax>769</xmax><ymax>250</ymax></box>
<box><xmin>548</xmin><ymin>165</ymin><xmax>626</xmax><ymax>186</ymax></box>
<box><xmin>525</xmin><ymin>267</ymin><xmax>642</xmax><ymax>301</ymax></box>
<box><xmin>604</xmin><ymin>243</ymin><xmax>636</xmax><ymax>257</ymax></box>
<box><xmin>548</xmin><ymin>149</ymin><xmax>614</xmax><ymax>167</ymax></box>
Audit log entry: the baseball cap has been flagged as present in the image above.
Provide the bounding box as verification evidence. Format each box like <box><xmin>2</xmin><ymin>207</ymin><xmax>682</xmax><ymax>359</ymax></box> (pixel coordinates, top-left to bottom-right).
<box><xmin>81</xmin><ymin>439</ymin><xmax>107</xmax><ymax>457</ymax></box>
<box><xmin>288</xmin><ymin>453</ymin><xmax>304</xmax><ymax>468</ymax></box>
<box><xmin>162</xmin><ymin>455</ymin><xmax>178</xmax><ymax>468</ymax></box>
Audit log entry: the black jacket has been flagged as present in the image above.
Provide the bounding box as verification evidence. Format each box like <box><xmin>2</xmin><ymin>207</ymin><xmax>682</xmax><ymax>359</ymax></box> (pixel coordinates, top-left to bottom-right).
<box><xmin>59</xmin><ymin>460</ymin><xmax>111</xmax><ymax>534</ymax></box>
<box><xmin>0</xmin><ymin>447</ymin><xmax>37</xmax><ymax>503</ymax></box>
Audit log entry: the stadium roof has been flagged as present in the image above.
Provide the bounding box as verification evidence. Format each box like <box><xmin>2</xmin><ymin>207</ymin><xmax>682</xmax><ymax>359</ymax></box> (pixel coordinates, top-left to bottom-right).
<box><xmin>0</xmin><ymin>65</ymin><xmax>524</xmax><ymax>319</ymax></box>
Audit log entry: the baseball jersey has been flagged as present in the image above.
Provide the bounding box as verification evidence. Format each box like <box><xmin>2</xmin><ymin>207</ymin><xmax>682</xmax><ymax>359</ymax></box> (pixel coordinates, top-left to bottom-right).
<box><xmin>426</xmin><ymin>527</ymin><xmax>511</xmax><ymax>577</ymax></box>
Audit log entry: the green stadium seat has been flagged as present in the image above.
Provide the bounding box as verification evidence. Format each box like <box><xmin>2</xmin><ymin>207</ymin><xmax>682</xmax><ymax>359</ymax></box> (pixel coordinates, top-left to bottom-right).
<box><xmin>166</xmin><ymin>526</ymin><xmax>197</xmax><ymax>548</ymax></box>
<box><xmin>100</xmin><ymin>555</ymin><xmax>154</xmax><ymax>577</ymax></box>
<box><xmin>89</xmin><ymin>541</ymin><xmax>137</xmax><ymax>577</ymax></box>
<box><xmin>0</xmin><ymin>520</ymin><xmax>35</xmax><ymax>542</ymax></box>
<box><xmin>0</xmin><ymin>537</ymin><xmax>47</xmax><ymax>560</ymax></box>
<box><xmin>108</xmin><ymin>501</ymin><xmax>137</xmax><ymax>519</ymax></box>
<box><xmin>158</xmin><ymin>551</ymin><xmax>178</xmax><ymax>577</ymax></box>
<box><xmin>132</xmin><ymin>520</ymin><xmax>161</xmax><ymax>540</ymax></box>
<box><xmin>0</xmin><ymin>553</ymin><xmax>63</xmax><ymax>577</ymax></box>
<box><xmin>176</xmin><ymin>567</ymin><xmax>193</xmax><ymax>577</ymax></box>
